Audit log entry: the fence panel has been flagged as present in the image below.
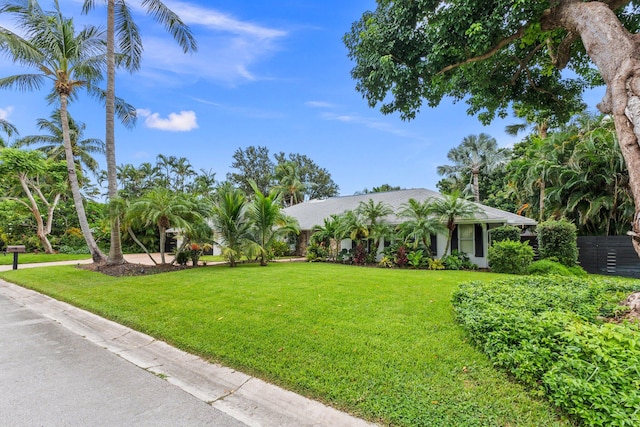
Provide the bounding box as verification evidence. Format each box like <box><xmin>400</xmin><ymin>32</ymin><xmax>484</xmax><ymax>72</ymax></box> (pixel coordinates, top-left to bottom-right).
<box><xmin>577</xmin><ymin>236</ymin><xmax>640</xmax><ymax>278</ymax></box>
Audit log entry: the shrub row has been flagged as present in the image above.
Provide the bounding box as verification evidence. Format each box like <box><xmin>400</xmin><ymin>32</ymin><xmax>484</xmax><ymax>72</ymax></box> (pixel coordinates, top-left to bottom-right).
<box><xmin>452</xmin><ymin>276</ymin><xmax>640</xmax><ymax>426</ymax></box>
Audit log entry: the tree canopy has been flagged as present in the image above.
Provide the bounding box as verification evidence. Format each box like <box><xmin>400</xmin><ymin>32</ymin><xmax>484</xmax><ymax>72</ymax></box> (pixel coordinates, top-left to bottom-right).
<box><xmin>345</xmin><ymin>0</ymin><xmax>640</xmax><ymax>253</ymax></box>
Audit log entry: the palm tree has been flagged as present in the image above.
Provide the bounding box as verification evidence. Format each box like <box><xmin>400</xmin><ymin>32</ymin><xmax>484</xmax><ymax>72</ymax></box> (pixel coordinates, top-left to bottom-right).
<box><xmin>126</xmin><ymin>188</ymin><xmax>201</xmax><ymax>264</ymax></box>
<box><xmin>356</xmin><ymin>199</ymin><xmax>393</xmax><ymax>253</ymax></box>
<box><xmin>210</xmin><ymin>185</ymin><xmax>250</xmax><ymax>267</ymax></box>
<box><xmin>15</xmin><ymin>110</ymin><xmax>104</xmax><ymax>177</ymax></box>
<box><xmin>429</xmin><ymin>191</ymin><xmax>480</xmax><ymax>257</ymax></box>
<box><xmin>82</xmin><ymin>0</ymin><xmax>197</xmax><ymax>265</ymax></box>
<box><xmin>246</xmin><ymin>182</ymin><xmax>299</xmax><ymax>266</ymax></box>
<box><xmin>311</xmin><ymin>214</ymin><xmax>342</xmax><ymax>260</ymax></box>
<box><xmin>397</xmin><ymin>198</ymin><xmax>446</xmax><ymax>257</ymax></box>
<box><xmin>0</xmin><ymin>118</ymin><xmax>18</xmax><ymax>146</ymax></box>
<box><xmin>0</xmin><ymin>1</ymin><xmax>109</xmax><ymax>262</ymax></box>
<box><xmin>437</xmin><ymin>133</ymin><xmax>511</xmax><ymax>203</ymax></box>
<box><xmin>274</xmin><ymin>160</ymin><xmax>306</xmax><ymax>206</ymax></box>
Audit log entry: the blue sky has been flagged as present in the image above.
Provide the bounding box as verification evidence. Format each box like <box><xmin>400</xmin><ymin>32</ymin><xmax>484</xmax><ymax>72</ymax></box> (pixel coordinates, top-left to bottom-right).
<box><xmin>0</xmin><ymin>0</ymin><xmax>605</xmax><ymax>196</ymax></box>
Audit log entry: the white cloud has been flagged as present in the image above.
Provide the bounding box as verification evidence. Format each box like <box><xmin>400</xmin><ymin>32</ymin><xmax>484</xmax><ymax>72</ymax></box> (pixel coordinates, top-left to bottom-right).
<box><xmin>319</xmin><ymin>111</ymin><xmax>427</xmax><ymax>141</ymax></box>
<box><xmin>0</xmin><ymin>106</ymin><xmax>13</xmax><ymax>120</ymax></box>
<box><xmin>305</xmin><ymin>101</ymin><xmax>337</xmax><ymax>109</ymax></box>
<box><xmin>125</xmin><ymin>2</ymin><xmax>287</xmax><ymax>85</ymax></box>
<box><xmin>167</xmin><ymin>1</ymin><xmax>286</xmax><ymax>39</ymax></box>
<box><xmin>137</xmin><ymin>109</ymin><xmax>198</xmax><ymax>132</ymax></box>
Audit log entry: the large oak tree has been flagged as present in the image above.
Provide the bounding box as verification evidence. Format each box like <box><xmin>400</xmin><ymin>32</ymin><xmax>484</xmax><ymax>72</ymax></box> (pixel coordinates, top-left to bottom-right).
<box><xmin>345</xmin><ymin>0</ymin><xmax>640</xmax><ymax>254</ymax></box>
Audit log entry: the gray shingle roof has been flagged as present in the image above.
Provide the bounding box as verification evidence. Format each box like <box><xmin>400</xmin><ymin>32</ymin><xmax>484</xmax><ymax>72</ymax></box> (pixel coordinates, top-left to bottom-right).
<box><xmin>283</xmin><ymin>188</ymin><xmax>537</xmax><ymax>230</ymax></box>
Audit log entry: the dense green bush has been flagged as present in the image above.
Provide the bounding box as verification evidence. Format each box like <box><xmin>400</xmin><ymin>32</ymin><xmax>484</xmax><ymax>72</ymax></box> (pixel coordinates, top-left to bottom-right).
<box><xmin>490</xmin><ymin>225</ymin><xmax>521</xmax><ymax>244</ymax></box>
<box><xmin>528</xmin><ymin>259</ymin><xmax>587</xmax><ymax>277</ymax></box>
<box><xmin>452</xmin><ymin>276</ymin><xmax>640</xmax><ymax>426</ymax></box>
<box><xmin>488</xmin><ymin>240</ymin><xmax>534</xmax><ymax>274</ymax></box>
<box><xmin>537</xmin><ymin>219</ymin><xmax>578</xmax><ymax>266</ymax></box>
<box><xmin>175</xmin><ymin>250</ymin><xmax>190</xmax><ymax>266</ymax></box>
<box><xmin>442</xmin><ymin>250</ymin><xmax>477</xmax><ymax>270</ymax></box>
<box><xmin>306</xmin><ymin>242</ymin><xmax>329</xmax><ymax>262</ymax></box>
<box><xmin>57</xmin><ymin>245</ymin><xmax>90</xmax><ymax>254</ymax></box>
<box><xmin>269</xmin><ymin>240</ymin><xmax>291</xmax><ymax>258</ymax></box>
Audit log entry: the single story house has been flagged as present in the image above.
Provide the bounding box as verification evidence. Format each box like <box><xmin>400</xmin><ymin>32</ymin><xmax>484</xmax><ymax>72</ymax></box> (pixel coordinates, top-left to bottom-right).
<box><xmin>283</xmin><ymin>188</ymin><xmax>537</xmax><ymax>268</ymax></box>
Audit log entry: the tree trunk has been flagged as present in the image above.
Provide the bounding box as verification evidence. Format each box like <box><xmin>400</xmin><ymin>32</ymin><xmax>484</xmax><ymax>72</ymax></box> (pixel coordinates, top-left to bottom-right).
<box><xmin>60</xmin><ymin>95</ymin><xmax>106</xmax><ymax>263</ymax></box>
<box><xmin>106</xmin><ymin>0</ymin><xmax>124</xmax><ymax>265</ymax></box>
<box><xmin>472</xmin><ymin>170</ymin><xmax>480</xmax><ymax>203</ymax></box>
<box><xmin>545</xmin><ymin>0</ymin><xmax>640</xmax><ymax>255</ymax></box>
<box><xmin>159</xmin><ymin>225</ymin><xmax>166</xmax><ymax>264</ymax></box>
<box><xmin>539</xmin><ymin>181</ymin><xmax>545</xmax><ymax>221</ymax></box>
<box><xmin>127</xmin><ymin>226</ymin><xmax>158</xmax><ymax>265</ymax></box>
<box><xmin>18</xmin><ymin>176</ymin><xmax>53</xmax><ymax>254</ymax></box>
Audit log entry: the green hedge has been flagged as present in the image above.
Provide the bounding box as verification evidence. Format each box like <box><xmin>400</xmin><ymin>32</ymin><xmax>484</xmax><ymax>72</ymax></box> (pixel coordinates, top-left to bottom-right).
<box><xmin>489</xmin><ymin>225</ymin><xmax>521</xmax><ymax>244</ymax></box>
<box><xmin>537</xmin><ymin>219</ymin><xmax>578</xmax><ymax>266</ymax></box>
<box><xmin>488</xmin><ymin>240</ymin><xmax>534</xmax><ymax>274</ymax></box>
<box><xmin>452</xmin><ymin>276</ymin><xmax>640</xmax><ymax>426</ymax></box>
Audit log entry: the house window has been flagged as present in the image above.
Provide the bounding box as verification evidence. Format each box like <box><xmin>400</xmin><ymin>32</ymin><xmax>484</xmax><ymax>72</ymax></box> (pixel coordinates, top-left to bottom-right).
<box><xmin>459</xmin><ymin>224</ymin><xmax>474</xmax><ymax>254</ymax></box>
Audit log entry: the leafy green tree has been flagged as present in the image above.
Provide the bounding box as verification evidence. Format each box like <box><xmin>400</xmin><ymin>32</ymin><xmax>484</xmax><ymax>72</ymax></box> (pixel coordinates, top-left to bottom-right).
<box><xmin>274</xmin><ymin>152</ymin><xmax>339</xmax><ymax>200</ymax></box>
<box><xmin>82</xmin><ymin>0</ymin><xmax>197</xmax><ymax>265</ymax></box>
<box><xmin>0</xmin><ymin>148</ymin><xmax>67</xmax><ymax>253</ymax></box>
<box><xmin>344</xmin><ymin>0</ymin><xmax>640</xmax><ymax>255</ymax></box>
<box><xmin>16</xmin><ymin>110</ymin><xmax>104</xmax><ymax>177</ymax></box>
<box><xmin>126</xmin><ymin>188</ymin><xmax>202</xmax><ymax>264</ymax></box>
<box><xmin>397</xmin><ymin>198</ymin><xmax>446</xmax><ymax>257</ymax></box>
<box><xmin>246</xmin><ymin>182</ymin><xmax>299</xmax><ymax>266</ymax></box>
<box><xmin>227</xmin><ymin>146</ymin><xmax>274</xmax><ymax>196</ymax></box>
<box><xmin>437</xmin><ymin>133</ymin><xmax>510</xmax><ymax>203</ymax></box>
<box><xmin>0</xmin><ymin>1</ymin><xmax>111</xmax><ymax>262</ymax></box>
<box><xmin>429</xmin><ymin>191</ymin><xmax>480</xmax><ymax>258</ymax></box>
<box><xmin>210</xmin><ymin>185</ymin><xmax>250</xmax><ymax>267</ymax></box>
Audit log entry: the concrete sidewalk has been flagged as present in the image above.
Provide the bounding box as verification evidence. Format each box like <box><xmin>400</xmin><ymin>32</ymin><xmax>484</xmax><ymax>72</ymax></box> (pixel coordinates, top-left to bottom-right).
<box><xmin>0</xmin><ymin>252</ymin><xmax>173</xmax><ymax>272</ymax></box>
<box><xmin>0</xmin><ymin>279</ymin><xmax>375</xmax><ymax>427</ymax></box>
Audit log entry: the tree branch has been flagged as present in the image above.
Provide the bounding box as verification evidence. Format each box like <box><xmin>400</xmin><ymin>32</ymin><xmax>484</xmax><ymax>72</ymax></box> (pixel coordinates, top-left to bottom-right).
<box><xmin>548</xmin><ymin>31</ymin><xmax>578</xmax><ymax>69</ymax></box>
<box><xmin>437</xmin><ymin>26</ymin><xmax>527</xmax><ymax>75</ymax></box>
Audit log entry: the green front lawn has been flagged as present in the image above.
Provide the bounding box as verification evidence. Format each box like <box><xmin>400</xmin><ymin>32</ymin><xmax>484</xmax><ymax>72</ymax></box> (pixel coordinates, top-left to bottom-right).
<box><xmin>0</xmin><ymin>252</ymin><xmax>90</xmax><ymax>265</ymax></box>
<box><xmin>0</xmin><ymin>263</ymin><xmax>569</xmax><ymax>426</ymax></box>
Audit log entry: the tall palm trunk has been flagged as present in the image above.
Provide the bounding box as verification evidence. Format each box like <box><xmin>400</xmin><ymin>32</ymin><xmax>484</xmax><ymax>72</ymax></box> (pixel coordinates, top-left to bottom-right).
<box><xmin>106</xmin><ymin>0</ymin><xmax>124</xmax><ymax>265</ymax></box>
<box><xmin>471</xmin><ymin>170</ymin><xmax>480</xmax><ymax>203</ymax></box>
<box><xmin>60</xmin><ymin>95</ymin><xmax>106</xmax><ymax>263</ymax></box>
<box><xmin>158</xmin><ymin>224</ymin><xmax>167</xmax><ymax>265</ymax></box>
<box><xmin>539</xmin><ymin>180</ymin><xmax>545</xmax><ymax>221</ymax></box>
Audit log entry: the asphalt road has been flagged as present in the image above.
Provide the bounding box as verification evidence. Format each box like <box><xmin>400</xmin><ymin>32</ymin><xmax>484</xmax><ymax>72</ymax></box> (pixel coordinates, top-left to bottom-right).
<box><xmin>0</xmin><ymin>291</ymin><xmax>247</xmax><ymax>427</ymax></box>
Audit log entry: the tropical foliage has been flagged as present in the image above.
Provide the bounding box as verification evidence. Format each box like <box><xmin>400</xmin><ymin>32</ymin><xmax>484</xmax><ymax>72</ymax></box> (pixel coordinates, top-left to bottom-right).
<box><xmin>0</xmin><ymin>0</ymin><xmax>110</xmax><ymax>262</ymax></box>
<box><xmin>437</xmin><ymin>133</ymin><xmax>510</xmax><ymax>203</ymax></box>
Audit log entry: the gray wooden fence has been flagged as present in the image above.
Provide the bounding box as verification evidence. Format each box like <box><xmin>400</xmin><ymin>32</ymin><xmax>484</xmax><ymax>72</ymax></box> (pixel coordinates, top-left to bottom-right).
<box><xmin>577</xmin><ymin>236</ymin><xmax>640</xmax><ymax>278</ymax></box>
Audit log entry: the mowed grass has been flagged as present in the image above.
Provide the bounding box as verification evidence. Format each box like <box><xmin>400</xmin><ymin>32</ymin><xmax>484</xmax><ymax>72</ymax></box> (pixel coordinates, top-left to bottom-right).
<box><xmin>0</xmin><ymin>263</ymin><xmax>569</xmax><ymax>426</ymax></box>
<box><xmin>0</xmin><ymin>252</ymin><xmax>90</xmax><ymax>265</ymax></box>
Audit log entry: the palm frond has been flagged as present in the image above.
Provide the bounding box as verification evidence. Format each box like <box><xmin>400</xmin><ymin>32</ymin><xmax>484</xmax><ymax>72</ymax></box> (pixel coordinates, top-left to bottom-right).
<box><xmin>141</xmin><ymin>0</ymin><xmax>197</xmax><ymax>53</ymax></box>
